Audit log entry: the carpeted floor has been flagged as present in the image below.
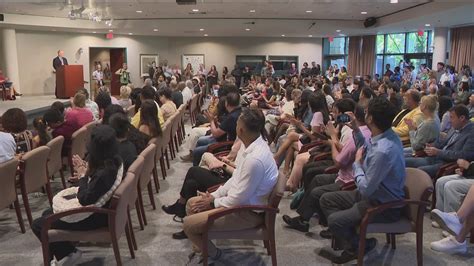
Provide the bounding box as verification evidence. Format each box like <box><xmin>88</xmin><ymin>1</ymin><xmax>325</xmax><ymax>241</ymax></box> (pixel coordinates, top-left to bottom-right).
<box><xmin>0</xmin><ymin>123</ymin><xmax>473</xmax><ymax>265</ymax></box>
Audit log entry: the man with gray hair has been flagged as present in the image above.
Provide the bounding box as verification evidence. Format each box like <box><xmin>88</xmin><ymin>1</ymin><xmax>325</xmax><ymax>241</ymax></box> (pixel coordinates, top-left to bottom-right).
<box><xmin>144</xmin><ymin>78</ymin><xmax>157</xmax><ymax>92</ymax></box>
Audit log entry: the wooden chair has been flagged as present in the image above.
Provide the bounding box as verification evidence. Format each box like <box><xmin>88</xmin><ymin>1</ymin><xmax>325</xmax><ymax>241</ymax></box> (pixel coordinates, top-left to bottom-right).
<box><xmin>356</xmin><ymin>168</ymin><xmax>433</xmax><ymax>266</ymax></box>
<box><xmin>0</xmin><ymin>81</ymin><xmax>10</xmax><ymax>101</ymax></box>
<box><xmin>430</xmin><ymin>162</ymin><xmax>458</xmax><ymax>209</ymax></box>
<box><xmin>178</xmin><ymin>103</ymin><xmax>187</xmax><ymax>140</ymax></box>
<box><xmin>136</xmin><ymin>144</ymin><xmax>157</xmax><ymax>228</ymax></box>
<box><xmin>161</xmin><ymin>119</ymin><xmax>172</xmax><ymax>168</ymax></box>
<box><xmin>201</xmin><ymin>173</ymin><xmax>286</xmax><ymax>266</ymax></box>
<box><xmin>46</xmin><ymin>136</ymin><xmax>66</xmax><ymax>189</ymax></box>
<box><xmin>189</xmin><ymin>94</ymin><xmax>200</xmax><ymax>126</ymax></box>
<box><xmin>83</xmin><ymin>120</ymin><xmax>99</xmax><ymax>149</ymax></box>
<box><xmin>0</xmin><ymin>158</ymin><xmax>25</xmax><ymax>233</ymax></box>
<box><xmin>125</xmin><ymin>156</ymin><xmax>144</xmax><ymax>245</ymax></box>
<box><xmin>40</xmin><ymin>172</ymin><xmax>139</xmax><ymax>266</ymax></box>
<box><xmin>18</xmin><ymin>146</ymin><xmax>52</xmax><ymax>226</ymax></box>
<box><xmin>171</xmin><ymin>112</ymin><xmax>181</xmax><ymax>153</ymax></box>
<box><xmin>149</xmin><ymin>136</ymin><xmax>166</xmax><ymax>186</ymax></box>
<box><xmin>66</xmin><ymin>127</ymin><xmax>88</xmax><ymax>175</ymax></box>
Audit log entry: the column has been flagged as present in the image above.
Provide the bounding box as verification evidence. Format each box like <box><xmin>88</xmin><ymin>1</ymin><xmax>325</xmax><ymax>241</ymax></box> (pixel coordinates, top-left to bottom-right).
<box><xmin>432</xmin><ymin>27</ymin><xmax>448</xmax><ymax>65</ymax></box>
<box><xmin>0</xmin><ymin>28</ymin><xmax>21</xmax><ymax>93</ymax></box>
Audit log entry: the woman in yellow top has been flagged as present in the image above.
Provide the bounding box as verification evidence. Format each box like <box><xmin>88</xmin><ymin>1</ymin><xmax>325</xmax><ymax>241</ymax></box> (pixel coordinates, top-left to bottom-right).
<box><xmin>338</xmin><ymin>66</ymin><xmax>348</xmax><ymax>81</ymax></box>
<box><xmin>157</xmin><ymin>87</ymin><xmax>177</xmax><ymax>122</ymax></box>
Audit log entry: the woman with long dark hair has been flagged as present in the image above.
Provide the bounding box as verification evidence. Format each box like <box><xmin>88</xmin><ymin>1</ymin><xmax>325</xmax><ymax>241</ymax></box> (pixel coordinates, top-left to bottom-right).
<box><xmin>32</xmin><ymin>125</ymin><xmax>123</xmax><ymax>265</ymax></box>
<box><xmin>138</xmin><ymin>100</ymin><xmax>162</xmax><ymax>137</ymax></box>
<box><xmin>207</xmin><ymin>65</ymin><xmax>218</xmax><ymax>88</ymax></box>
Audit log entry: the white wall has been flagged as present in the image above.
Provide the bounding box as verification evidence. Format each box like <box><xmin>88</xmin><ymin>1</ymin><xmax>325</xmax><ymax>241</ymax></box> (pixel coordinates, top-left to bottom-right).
<box><xmin>15</xmin><ymin>30</ymin><xmax>322</xmax><ymax>96</ymax></box>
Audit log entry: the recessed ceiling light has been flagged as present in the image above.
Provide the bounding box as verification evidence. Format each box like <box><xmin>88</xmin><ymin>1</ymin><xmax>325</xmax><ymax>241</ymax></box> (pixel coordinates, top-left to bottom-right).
<box><xmin>109</xmin><ymin>29</ymin><xmax>113</xmax><ymax>32</ymax></box>
<box><xmin>306</xmin><ymin>10</ymin><xmax>312</xmax><ymax>13</ymax></box>
<box><xmin>153</xmin><ymin>29</ymin><xmax>159</xmax><ymax>32</ymax></box>
<box><xmin>361</xmin><ymin>11</ymin><xmax>368</xmax><ymax>14</ymax></box>
<box><xmin>390</xmin><ymin>0</ymin><xmax>398</xmax><ymax>3</ymax></box>
<box><xmin>204</xmin><ymin>34</ymin><xmax>208</xmax><ymax>36</ymax></box>
<box><xmin>199</xmin><ymin>28</ymin><xmax>205</xmax><ymax>31</ymax></box>
<box><xmin>192</xmin><ymin>9</ymin><xmax>199</xmax><ymax>12</ymax></box>
<box><xmin>128</xmin><ymin>33</ymin><xmax>133</xmax><ymax>35</ymax></box>
<box><xmin>136</xmin><ymin>10</ymin><xmax>143</xmax><ymax>13</ymax></box>
<box><xmin>245</xmin><ymin>28</ymin><xmax>251</xmax><ymax>31</ymax></box>
<box><xmin>308</xmin><ymin>35</ymin><xmax>313</xmax><ymax>37</ymax></box>
<box><xmin>281</xmin><ymin>34</ymin><xmax>285</xmax><ymax>37</ymax></box>
<box><xmin>425</xmin><ymin>23</ymin><xmax>431</xmax><ymax>27</ymax></box>
<box><xmin>249</xmin><ymin>9</ymin><xmax>256</xmax><ymax>13</ymax></box>
<box><xmin>336</xmin><ymin>29</ymin><xmax>341</xmax><ymax>32</ymax></box>
<box><xmin>92</xmin><ymin>31</ymin><xmax>97</xmax><ymax>33</ymax></box>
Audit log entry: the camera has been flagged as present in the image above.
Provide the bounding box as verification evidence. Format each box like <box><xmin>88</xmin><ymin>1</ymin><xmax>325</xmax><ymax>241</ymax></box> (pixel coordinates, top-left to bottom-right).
<box><xmin>336</xmin><ymin>114</ymin><xmax>350</xmax><ymax>124</ymax></box>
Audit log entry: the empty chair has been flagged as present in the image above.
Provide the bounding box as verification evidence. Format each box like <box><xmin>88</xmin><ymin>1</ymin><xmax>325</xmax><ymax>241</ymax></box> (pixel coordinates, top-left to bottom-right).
<box><xmin>357</xmin><ymin>168</ymin><xmax>434</xmax><ymax>266</ymax></box>
<box><xmin>40</xmin><ymin>172</ymin><xmax>139</xmax><ymax>266</ymax></box>
<box><xmin>18</xmin><ymin>146</ymin><xmax>52</xmax><ymax>226</ymax></box>
<box><xmin>0</xmin><ymin>158</ymin><xmax>25</xmax><ymax>233</ymax></box>
<box><xmin>46</xmin><ymin>136</ymin><xmax>66</xmax><ymax>188</ymax></box>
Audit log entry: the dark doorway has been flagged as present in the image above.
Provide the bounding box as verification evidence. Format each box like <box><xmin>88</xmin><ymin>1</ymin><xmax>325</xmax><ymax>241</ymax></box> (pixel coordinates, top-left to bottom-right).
<box><xmin>89</xmin><ymin>47</ymin><xmax>126</xmax><ymax>98</ymax></box>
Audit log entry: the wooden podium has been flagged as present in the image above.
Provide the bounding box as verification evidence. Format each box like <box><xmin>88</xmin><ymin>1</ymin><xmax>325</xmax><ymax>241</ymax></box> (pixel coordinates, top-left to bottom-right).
<box><xmin>56</xmin><ymin>65</ymin><xmax>84</xmax><ymax>99</ymax></box>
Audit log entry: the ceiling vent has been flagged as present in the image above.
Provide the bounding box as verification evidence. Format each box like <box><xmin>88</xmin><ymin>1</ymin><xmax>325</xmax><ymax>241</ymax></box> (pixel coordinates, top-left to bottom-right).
<box><xmin>177</xmin><ymin>0</ymin><xmax>197</xmax><ymax>5</ymax></box>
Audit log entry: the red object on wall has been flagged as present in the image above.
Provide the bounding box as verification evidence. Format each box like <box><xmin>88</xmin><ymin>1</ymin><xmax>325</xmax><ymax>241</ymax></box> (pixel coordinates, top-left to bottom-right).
<box><xmin>329</xmin><ymin>36</ymin><xmax>334</xmax><ymax>42</ymax></box>
<box><xmin>106</xmin><ymin>33</ymin><xmax>114</xmax><ymax>39</ymax></box>
<box><xmin>417</xmin><ymin>29</ymin><xmax>424</xmax><ymax>36</ymax></box>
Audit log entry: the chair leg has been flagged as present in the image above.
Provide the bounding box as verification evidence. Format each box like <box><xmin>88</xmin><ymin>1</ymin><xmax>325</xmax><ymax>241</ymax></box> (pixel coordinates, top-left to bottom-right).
<box><xmin>357</xmin><ymin>232</ymin><xmax>367</xmax><ymax>266</ymax></box>
<box><xmin>127</xmin><ymin>208</ymin><xmax>138</xmax><ymax>251</ymax></box>
<box><xmin>169</xmin><ymin>141</ymin><xmax>175</xmax><ymax>159</ymax></box>
<box><xmin>147</xmin><ymin>182</ymin><xmax>156</xmax><ymax>210</ymax></box>
<box><xmin>202</xmin><ymin>234</ymin><xmax>208</xmax><ymax>266</ymax></box>
<box><xmin>125</xmin><ymin>222</ymin><xmax>135</xmax><ymax>259</ymax></box>
<box><xmin>269</xmin><ymin>237</ymin><xmax>277</xmax><ymax>266</ymax></box>
<box><xmin>416</xmin><ymin>230</ymin><xmax>423</xmax><ymax>266</ymax></box>
<box><xmin>152</xmin><ymin>167</ymin><xmax>160</xmax><ymax>193</ymax></box>
<box><xmin>263</xmin><ymin>240</ymin><xmax>270</xmax><ymax>255</ymax></box>
<box><xmin>165</xmin><ymin>149</ymin><xmax>170</xmax><ymax>169</ymax></box>
<box><xmin>160</xmin><ymin>156</ymin><xmax>167</xmax><ymax>179</ymax></box>
<box><xmin>174</xmin><ymin>135</ymin><xmax>180</xmax><ymax>152</ymax></box>
<box><xmin>45</xmin><ymin>182</ymin><xmax>53</xmax><ymax>207</ymax></box>
<box><xmin>41</xmin><ymin>237</ymin><xmax>51</xmax><ymax>266</ymax></box>
<box><xmin>59</xmin><ymin>169</ymin><xmax>66</xmax><ymax>189</ymax></box>
<box><xmin>135</xmin><ymin>201</ymin><xmax>144</xmax><ymax>231</ymax></box>
<box><xmin>13</xmin><ymin>200</ymin><xmax>26</xmax><ymax>233</ymax></box>
<box><xmin>20</xmin><ymin>188</ymin><xmax>33</xmax><ymax>227</ymax></box>
<box><xmin>137</xmin><ymin>189</ymin><xmax>147</xmax><ymax>226</ymax></box>
<box><xmin>386</xmin><ymin>233</ymin><xmax>391</xmax><ymax>244</ymax></box>
<box><xmin>111</xmin><ymin>235</ymin><xmax>123</xmax><ymax>266</ymax></box>
<box><xmin>391</xmin><ymin>234</ymin><xmax>396</xmax><ymax>249</ymax></box>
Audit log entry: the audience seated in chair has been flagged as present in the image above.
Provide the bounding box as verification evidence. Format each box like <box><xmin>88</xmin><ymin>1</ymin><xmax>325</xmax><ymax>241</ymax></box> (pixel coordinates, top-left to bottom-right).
<box><xmin>1</xmin><ymin>108</ymin><xmax>34</xmax><ymax>154</ymax></box>
<box><xmin>0</xmin><ymin>130</ymin><xmax>16</xmax><ymax>164</ymax></box>
<box><xmin>392</xmin><ymin>89</ymin><xmax>423</xmax><ymax>142</ymax></box>
<box><xmin>64</xmin><ymin>92</ymin><xmax>94</xmax><ymax>128</ymax></box>
<box><xmin>131</xmin><ymin>86</ymin><xmax>165</xmax><ymax>128</ymax></box>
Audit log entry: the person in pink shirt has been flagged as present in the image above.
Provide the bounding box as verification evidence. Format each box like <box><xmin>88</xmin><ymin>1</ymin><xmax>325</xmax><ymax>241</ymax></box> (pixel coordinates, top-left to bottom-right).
<box><xmin>282</xmin><ymin>105</ymin><xmax>372</xmax><ymax>234</ymax></box>
<box><xmin>65</xmin><ymin>92</ymin><xmax>94</xmax><ymax>128</ymax></box>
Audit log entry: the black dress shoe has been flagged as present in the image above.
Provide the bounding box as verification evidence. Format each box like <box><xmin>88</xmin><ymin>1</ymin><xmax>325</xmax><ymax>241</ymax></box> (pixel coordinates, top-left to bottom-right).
<box><xmin>172</xmin><ymin>230</ymin><xmax>188</xmax><ymax>239</ymax></box>
<box><xmin>282</xmin><ymin>215</ymin><xmax>309</xmax><ymax>233</ymax></box>
<box><xmin>162</xmin><ymin>200</ymin><xmax>186</xmax><ymax>218</ymax></box>
<box><xmin>329</xmin><ymin>238</ymin><xmax>378</xmax><ymax>264</ymax></box>
<box><xmin>319</xmin><ymin>229</ymin><xmax>333</xmax><ymax>239</ymax></box>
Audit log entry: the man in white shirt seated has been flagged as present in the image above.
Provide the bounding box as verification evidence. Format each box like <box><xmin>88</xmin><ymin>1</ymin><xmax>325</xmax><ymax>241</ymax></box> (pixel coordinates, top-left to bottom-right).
<box><xmin>183</xmin><ymin>108</ymin><xmax>279</xmax><ymax>263</ymax></box>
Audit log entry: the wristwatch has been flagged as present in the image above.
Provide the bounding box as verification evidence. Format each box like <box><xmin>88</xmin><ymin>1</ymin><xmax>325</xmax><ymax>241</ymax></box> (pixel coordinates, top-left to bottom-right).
<box><xmin>210</xmin><ymin>199</ymin><xmax>215</xmax><ymax>209</ymax></box>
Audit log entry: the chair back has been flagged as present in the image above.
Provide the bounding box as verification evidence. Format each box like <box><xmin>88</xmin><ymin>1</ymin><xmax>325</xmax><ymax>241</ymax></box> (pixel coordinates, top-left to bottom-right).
<box><xmin>21</xmin><ymin>146</ymin><xmax>51</xmax><ymax>193</ymax></box>
<box><xmin>138</xmin><ymin>144</ymin><xmax>156</xmax><ymax>190</ymax></box>
<box><xmin>171</xmin><ymin>113</ymin><xmax>180</xmax><ymax>136</ymax></box>
<box><xmin>0</xmin><ymin>158</ymin><xmax>19</xmax><ymax>208</ymax></box>
<box><xmin>83</xmin><ymin>121</ymin><xmax>99</xmax><ymax>147</ymax></box>
<box><xmin>189</xmin><ymin>94</ymin><xmax>199</xmax><ymax>114</ymax></box>
<box><xmin>404</xmin><ymin>168</ymin><xmax>433</xmax><ymax>222</ymax></box>
<box><xmin>109</xmin><ymin>172</ymin><xmax>138</xmax><ymax>239</ymax></box>
<box><xmin>148</xmin><ymin>137</ymin><xmax>164</xmax><ymax>162</ymax></box>
<box><xmin>126</xmin><ymin>156</ymin><xmax>144</xmax><ymax>206</ymax></box>
<box><xmin>161</xmin><ymin>119</ymin><xmax>172</xmax><ymax>145</ymax></box>
<box><xmin>70</xmin><ymin>127</ymin><xmax>88</xmax><ymax>159</ymax></box>
<box><xmin>46</xmin><ymin>136</ymin><xmax>64</xmax><ymax>176</ymax></box>
<box><xmin>268</xmin><ymin>173</ymin><xmax>286</xmax><ymax>208</ymax></box>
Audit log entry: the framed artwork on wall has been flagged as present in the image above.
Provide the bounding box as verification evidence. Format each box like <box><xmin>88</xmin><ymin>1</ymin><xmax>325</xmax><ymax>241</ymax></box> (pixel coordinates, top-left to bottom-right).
<box><xmin>140</xmin><ymin>54</ymin><xmax>159</xmax><ymax>78</ymax></box>
<box><xmin>182</xmin><ymin>54</ymin><xmax>205</xmax><ymax>74</ymax></box>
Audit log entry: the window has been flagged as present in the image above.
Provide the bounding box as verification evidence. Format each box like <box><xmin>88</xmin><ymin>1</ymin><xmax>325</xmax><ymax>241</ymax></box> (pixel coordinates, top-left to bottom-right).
<box><xmin>268</xmin><ymin>56</ymin><xmax>298</xmax><ymax>77</ymax></box>
<box><xmin>322</xmin><ymin>37</ymin><xmax>348</xmax><ymax>72</ymax></box>
<box><xmin>235</xmin><ymin>55</ymin><xmax>266</xmax><ymax>75</ymax></box>
<box><xmin>375</xmin><ymin>31</ymin><xmax>432</xmax><ymax>76</ymax></box>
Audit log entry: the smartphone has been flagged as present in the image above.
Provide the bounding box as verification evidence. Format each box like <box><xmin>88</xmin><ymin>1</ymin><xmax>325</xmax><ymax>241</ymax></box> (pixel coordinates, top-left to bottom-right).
<box><xmin>213</xmin><ymin>89</ymin><xmax>219</xmax><ymax>97</ymax></box>
<box><xmin>336</xmin><ymin>114</ymin><xmax>351</xmax><ymax>124</ymax></box>
<box><xmin>63</xmin><ymin>194</ymin><xmax>77</xmax><ymax>200</ymax></box>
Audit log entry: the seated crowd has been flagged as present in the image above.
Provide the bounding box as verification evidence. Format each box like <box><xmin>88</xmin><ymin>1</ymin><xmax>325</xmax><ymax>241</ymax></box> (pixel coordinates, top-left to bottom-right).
<box><xmin>0</xmin><ymin>60</ymin><xmax>473</xmax><ymax>265</ymax></box>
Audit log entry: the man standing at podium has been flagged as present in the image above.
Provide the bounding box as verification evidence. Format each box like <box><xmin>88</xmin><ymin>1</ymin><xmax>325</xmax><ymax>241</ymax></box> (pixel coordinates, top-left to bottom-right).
<box><xmin>53</xmin><ymin>50</ymin><xmax>68</xmax><ymax>98</ymax></box>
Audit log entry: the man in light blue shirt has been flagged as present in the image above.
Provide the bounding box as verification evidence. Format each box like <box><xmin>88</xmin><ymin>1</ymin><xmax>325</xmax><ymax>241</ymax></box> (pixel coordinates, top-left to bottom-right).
<box><xmin>320</xmin><ymin>98</ymin><xmax>405</xmax><ymax>264</ymax></box>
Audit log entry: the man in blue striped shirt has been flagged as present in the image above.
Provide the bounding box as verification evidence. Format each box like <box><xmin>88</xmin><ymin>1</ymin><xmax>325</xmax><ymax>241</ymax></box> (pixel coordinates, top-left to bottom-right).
<box><xmin>320</xmin><ymin>98</ymin><xmax>406</xmax><ymax>264</ymax></box>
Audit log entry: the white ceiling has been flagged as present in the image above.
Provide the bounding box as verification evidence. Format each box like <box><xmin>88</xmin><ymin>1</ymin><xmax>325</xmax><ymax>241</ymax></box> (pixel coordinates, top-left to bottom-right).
<box><xmin>0</xmin><ymin>0</ymin><xmax>473</xmax><ymax>37</ymax></box>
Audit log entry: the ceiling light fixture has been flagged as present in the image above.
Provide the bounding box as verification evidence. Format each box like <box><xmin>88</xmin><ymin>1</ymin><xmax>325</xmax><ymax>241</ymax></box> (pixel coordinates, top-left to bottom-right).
<box><xmin>136</xmin><ymin>10</ymin><xmax>143</xmax><ymax>13</ymax></box>
<box><xmin>92</xmin><ymin>31</ymin><xmax>97</xmax><ymax>33</ymax></box>
<box><xmin>425</xmin><ymin>23</ymin><xmax>431</xmax><ymax>27</ymax></box>
<box><xmin>390</xmin><ymin>0</ymin><xmax>398</xmax><ymax>3</ymax></box>
<box><xmin>281</xmin><ymin>34</ymin><xmax>285</xmax><ymax>37</ymax></box>
<box><xmin>361</xmin><ymin>11</ymin><xmax>368</xmax><ymax>14</ymax></box>
<box><xmin>128</xmin><ymin>33</ymin><xmax>133</xmax><ymax>35</ymax></box>
<box><xmin>199</xmin><ymin>28</ymin><xmax>205</xmax><ymax>31</ymax></box>
<box><xmin>204</xmin><ymin>34</ymin><xmax>208</xmax><ymax>36</ymax></box>
<box><xmin>308</xmin><ymin>35</ymin><xmax>313</xmax><ymax>37</ymax></box>
<box><xmin>109</xmin><ymin>29</ymin><xmax>113</xmax><ymax>32</ymax></box>
<box><xmin>336</xmin><ymin>29</ymin><xmax>341</xmax><ymax>32</ymax></box>
<box><xmin>154</xmin><ymin>29</ymin><xmax>159</xmax><ymax>32</ymax></box>
<box><xmin>245</xmin><ymin>28</ymin><xmax>251</xmax><ymax>31</ymax></box>
<box><xmin>249</xmin><ymin>9</ymin><xmax>256</xmax><ymax>13</ymax></box>
<box><xmin>306</xmin><ymin>10</ymin><xmax>312</xmax><ymax>13</ymax></box>
<box><xmin>192</xmin><ymin>9</ymin><xmax>199</xmax><ymax>12</ymax></box>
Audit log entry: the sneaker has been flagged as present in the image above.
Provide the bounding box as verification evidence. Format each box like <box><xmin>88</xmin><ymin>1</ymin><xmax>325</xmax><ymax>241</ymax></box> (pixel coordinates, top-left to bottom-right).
<box><xmin>180</xmin><ymin>154</ymin><xmax>193</xmax><ymax>162</ymax></box>
<box><xmin>432</xmin><ymin>221</ymin><xmax>440</xmax><ymax>228</ymax></box>
<box><xmin>57</xmin><ymin>249</ymin><xmax>82</xmax><ymax>266</ymax></box>
<box><xmin>442</xmin><ymin>230</ymin><xmax>450</xmax><ymax>237</ymax></box>
<box><xmin>431</xmin><ymin>209</ymin><xmax>462</xmax><ymax>236</ymax></box>
<box><xmin>172</xmin><ymin>230</ymin><xmax>188</xmax><ymax>240</ymax></box>
<box><xmin>430</xmin><ymin>235</ymin><xmax>467</xmax><ymax>254</ymax></box>
<box><xmin>282</xmin><ymin>215</ymin><xmax>309</xmax><ymax>233</ymax></box>
<box><xmin>162</xmin><ymin>200</ymin><xmax>186</xmax><ymax>218</ymax></box>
